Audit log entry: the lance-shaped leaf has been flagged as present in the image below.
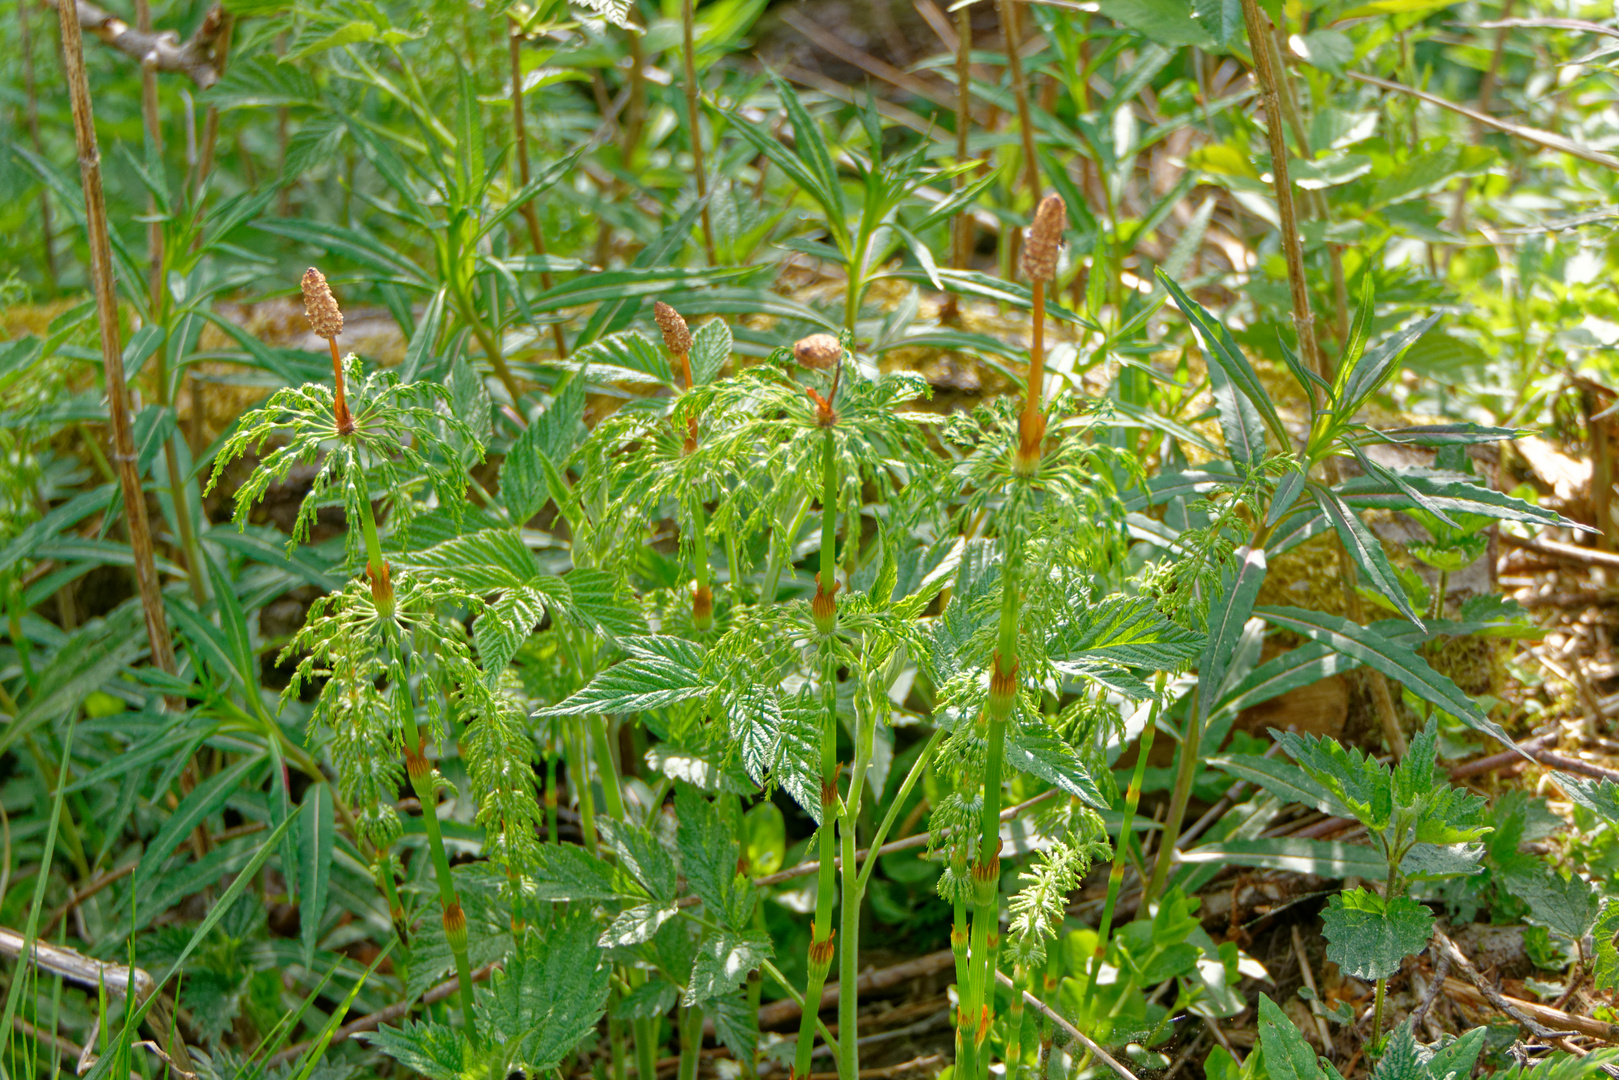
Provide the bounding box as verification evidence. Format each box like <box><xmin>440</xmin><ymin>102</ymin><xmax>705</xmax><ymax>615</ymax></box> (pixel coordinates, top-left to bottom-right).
<box><xmin>1199</xmin><ymin>546</ymin><xmax>1268</xmax><ymax>708</ymax></box>
<box><xmin>1158</xmin><ymin>270</ymin><xmax>1288</xmax><ymax>444</ymax></box>
<box><xmin>1311</xmin><ymin>485</ymin><xmax>1423</xmax><ymax>628</ymax></box>
<box><xmin>1052</xmin><ymin>594</ymin><xmax>1204</xmax><ymax>672</ymax></box>
<box><xmin>1336</xmin><ymin>470</ymin><xmax>1576</xmax><ymax>531</ymax></box>
<box><xmin>1207</xmin><ymin>754</ymin><xmax>1352</xmax><ymax>818</ymax></box>
<box><xmin>1257</xmin><ymin>605</ymin><xmax>1517</xmax><ymax>749</ymax></box>
<box><xmin>1004</xmin><ymin>723</ymin><xmax>1107</xmax><ymax>809</ymax></box>
<box><xmin>1208</xmin><ymin>362</ymin><xmax>1268</xmax><ymax>471</ymax></box>
<box><xmin>1340</xmin><ymin>313</ymin><xmax>1441</xmax><ymax>414</ymax></box>
<box><xmin>1321</xmin><ymin>888</ymin><xmax>1433</xmax><ymax>981</ymax></box>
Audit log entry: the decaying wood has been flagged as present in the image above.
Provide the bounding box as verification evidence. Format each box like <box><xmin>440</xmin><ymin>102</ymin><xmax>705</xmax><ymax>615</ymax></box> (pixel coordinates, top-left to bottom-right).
<box><xmin>46</xmin><ymin>0</ymin><xmax>227</xmax><ymax>89</ymax></box>
<box><xmin>1502</xmin><ymin>532</ymin><xmax>1619</xmax><ymax>571</ymax></box>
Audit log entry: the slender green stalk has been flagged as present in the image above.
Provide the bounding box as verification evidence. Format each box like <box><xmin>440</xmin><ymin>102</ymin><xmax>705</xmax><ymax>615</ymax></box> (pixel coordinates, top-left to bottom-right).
<box><xmin>352</xmin><ymin>488</ymin><xmax>476</xmax><ymax>1038</ymax></box>
<box><xmin>951</xmin><ymin>888</ymin><xmax>976</xmax><ymax>1080</ymax></box>
<box><xmin>676</xmin><ymin>1002</ymin><xmax>705</xmax><ymax>1080</ymax></box>
<box><xmin>690</xmin><ymin>498</ymin><xmax>713</xmax><ymax>630</ymax></box>
<box><xmin>837</xmin><ymin>703</ymin><xmax>875</xmax><ymax>1080</ymax></box>
<box><xmin>680</xmin><ymin>0</ymin><xmax>716</xmax><ymax>264</ymax></box>
<box><xmin>794</xmin><ymin>426</ymin><xmax>842</xmax><ymax>1080</ymax></box>
<box><xmin>1004</xmin><ymin>963</ymin><xmax>1028</xmax><ymax>1079</ymax></box>
<box><xmin>1083</xmin><ymin>673</ymin><xmax>1168</xmax><ymax>1012</ymax></box>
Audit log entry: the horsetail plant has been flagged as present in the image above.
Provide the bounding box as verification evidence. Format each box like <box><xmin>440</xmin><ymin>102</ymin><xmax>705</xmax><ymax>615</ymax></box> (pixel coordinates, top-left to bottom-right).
<box><xmin>210</xmin><ymin>268</ymin><xmax>504</xmax><ymax>1037</ymax></box>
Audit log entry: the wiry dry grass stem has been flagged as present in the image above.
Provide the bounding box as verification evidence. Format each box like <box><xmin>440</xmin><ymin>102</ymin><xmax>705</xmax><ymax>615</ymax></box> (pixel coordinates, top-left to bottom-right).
<box><xmin>1239</xmin><ymin>0</ymin><xmax>1408</xmax><ymax>759</ymax></box>
<box><xmin>57</xmin><ymin>0</ymin><xmax>181</xmax><ymax>703</ymax></box>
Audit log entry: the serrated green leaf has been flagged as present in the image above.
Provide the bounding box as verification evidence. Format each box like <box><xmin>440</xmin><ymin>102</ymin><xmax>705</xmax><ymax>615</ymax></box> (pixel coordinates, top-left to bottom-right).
<box><xmin>689</xmin><ymin>318</ymin><xmax>732</xmax><ymax>387</ymax></box>
<box><xmin>1257</xmin><ymin>993</ymin><xmax>1326</xmax><ymax>1080</ymax></box>
<box><xmin>685</xmin><ymin>930</ymin><xmax>772</xmax><ymax>1005</ymax></box>
<box><xmin>1321</xmin><ymin>888</ymin><xmax>1433</xmax><ymax>981</ymax></box>
<box><xmin>534</xmin><ymin>637</ymin><xmax>709</xmax><ymax>716</ymax></box>
<box><xmin>601</xmin><ymin>903</ymin><xmax>680</xmax><ymax>948</ymax></box>
<box><xmin>1005</xmin><ymin>723</ymin><xmax>1107</xmax><ymax>809</ymax></box>
<box><xmin>1505</xmin><ymin>868</ymin><xmax>1598</xmax><ymax>941</ymax></box>
<box><xmin>479</xmin><ymin>916</ymin><xmax>610</xmax><ymax>1072</ymax></box>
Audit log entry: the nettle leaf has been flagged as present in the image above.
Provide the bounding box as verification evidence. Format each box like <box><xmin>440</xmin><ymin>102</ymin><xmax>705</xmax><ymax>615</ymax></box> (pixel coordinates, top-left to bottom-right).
<box><xmin>1273</xmin><ymin>728</ymin><xmax>1391</xmax><ymax>831</ymax></box>
<box><xmin>1321</xmin><ymin>888</ymin><xmax>1433</xmax><ymax>981</ymax></box>
<box><xmin>564</xmin><ymin>567</ymin><xmax>650</xmax><ymax>639</ymax></box>
<box><xmin>690</xmin><ymin>318</ymin><xmax>732</xmax><ymax>386</ymax></box>
<box><xmin>601</xmin><ymin>903</ymin><xmax>680</xmax><ymax>948</ymax></box>
<box><xmin>1004</xmin><ymin>723</ymin><xmax>1107</xmax><ymax>810</ymax></box>
<box><xmin>1054</xmin><ymin>595</ymin><xmax>1204</xmax><ymax>671</ymax></box>
<box><xmin>1505</xmin><ymin>868</ymin><xmax>1599</xmax><ymax>941</ymax></box>
<box><xmin>1556</xmin><ymin>772</ymin><xmax>1619</xmax><ymax>825</ymax></box>
<box><xmin>1593</xmin><ymin>902</ymin><xmax>1619</xmax><ymax>993</ymax></box>
<box><xmin>1400</xmin><ymin>843</ymin><xmax>1484</xmax><ymax>882</ymax></box>
<box><xmin>478</xmin><ymin>916</ymin><xmax>611</xmax><ymax>1073</ymax></box>
<box><xmin>685</xmin><ymin>930</ymin><xmax>773</xmax><ymax>1005</ymax></box>
<box><xmin>534</xmin><ymin>637</ymin><xmax>710</xmax><ymax>716</ymax></box>
<box><xmin>599</xmin><ymin>818</ymin><xmax>678</xmax><ymax>901</ymax></box>
<box><xmin>676</xmin><ymin>785</ymin><xmax>750</xmax><ymax>929</ymax></box>
<box><xmin>531</xmin><ymin>842</ymin><xmax>636</xmax><ymax>902</ymax></box>
<box><xmin>708</xmin><ymin>991</ymin><xmax>760</xmax><ymax>1063</ymax></box>
<box><xmin>613</xmin><ymin>979</ymin><xmax>679</xmax><ymax>1021</ymax></box>
<box><xmin>1193</xmin><ymin>0</ymin><xmax>1242</xmax><ymax>47</ymax></box>
<box><xmin>503</xmin><ymin>376</ymin><xmax>587</xmax><ymax>523</ymax></box>
<box><xmin>365</xmin><ymin>1018</ymin><xmax>464</xmax><ymax>1080</ymax></box>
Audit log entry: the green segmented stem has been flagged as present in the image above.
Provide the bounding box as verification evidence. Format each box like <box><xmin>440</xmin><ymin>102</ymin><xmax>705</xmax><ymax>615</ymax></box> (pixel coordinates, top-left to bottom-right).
<box><xmin>1083</xmin><ymin>671</ymin><xmax>1168</xmax><ymax>1015</ymax></box>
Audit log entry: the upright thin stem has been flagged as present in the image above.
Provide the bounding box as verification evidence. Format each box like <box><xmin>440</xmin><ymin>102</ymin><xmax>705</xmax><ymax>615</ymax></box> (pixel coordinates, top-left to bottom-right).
<box><xmin>951</xmin><ymin>2</ymin><xmax>975</xmax><ymax>275</ymax></box>
<box><xmin>996</xmin><ymin>0</ymin><xmax>1041</xmax><ymax>207</ymax></box>
<box><xmin>1240</xmin><ymin>0</ymin><xmax>1408</xmax><ymax>759</ymax></box>
<box><xmin>1083</xmin><ymin>673</ymin><xmax>1167</xmax><ymax>1013</ymax></box>
<box><xmin>15</xmin><ymin>0</ymin><xmax>56</xmax><ymax>291</ymax></box>
<box><xmin>56</xmin><ymin>0</ymin><xmax>181</xmax><ymax>688</ymax></box>
<box><xmin>794</xmin><ymin>426</ymin><xmax>842</xmax><ymax>1080</ymax></box>
<box><xmin>192</xmin><ymin>12</ymin><xmax>234</xmax><ymax>196</ymax></box>
<box><xmin>509</xmin><ymin>21</ymin><xmax>569</xmax><ymax>359</ymax></box>
<box><xmin>681</xmin><ymin>0</ymin><xmax>717</xmax><ymax>265</ymax></box>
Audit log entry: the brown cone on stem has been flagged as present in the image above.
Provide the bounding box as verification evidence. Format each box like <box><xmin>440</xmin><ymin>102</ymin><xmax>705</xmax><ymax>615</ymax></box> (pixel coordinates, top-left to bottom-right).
<box><xmin>303</xmin><ymin>267</ymin><xmax>356</xmax><ymax>435</ymax></box>
<box><xmin>1015</xmin><ymin>194</ymin><xmax>1066</xmax><ymax>474</ymax></box>
<box><xmin>655</xmin><ymin>300</ymin><xmax>700</xmax><ymax>453</ymax></box>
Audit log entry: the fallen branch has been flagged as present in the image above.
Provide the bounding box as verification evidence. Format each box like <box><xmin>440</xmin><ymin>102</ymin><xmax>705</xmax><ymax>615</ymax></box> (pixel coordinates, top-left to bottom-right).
<box><xmin>1343</xmin><ymin>69</ymin><xmax>1619</xmax><ymax>175</ymax></box>
<box><xmin>1434</xmin><ymin>929</ymin><xmax>1603</xmax><ymax>1045</ymax></box>
<box><xmin>996</xmin><ymin>971</ymin><xmax>1140</xmax><ymax>1080</ymax></box>
<box><xmin>1500</xmin><ymin>532</ymin><xmax>1619</xmax><ymax>570</ymax></box>
<box><xmin>46</xmin><ymin>0</ymin><xmax>226</xmax><ymax>90</ymax></box>
<box><xmin>753</xmin><ymin>790</ymin><xmax>1056</xmax><ymax>888</ymax></box>
<box><xmin>754</xmin><ymin>950</ymin><xmax>955</xmax><ymax>1030</ymax></box>
<box><xmin>266</xmin><ymin>962</ymin><xmax>500</xmax><ymax>1066</ymax></box>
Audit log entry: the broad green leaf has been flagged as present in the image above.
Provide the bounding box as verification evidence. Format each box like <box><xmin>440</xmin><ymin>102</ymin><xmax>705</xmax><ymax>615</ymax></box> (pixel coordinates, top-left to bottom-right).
<box><xmin>1158</xmin><ymin>271</ymin><xmax>1287</xmax><ymax>443</ymax></box>
<box><xmin>1321</xmin><ymin>888</ymin><xmax>1433</xmax><ymax>981</ymax></box>
<box><xmin>598</xmin><ymin>818</ymin><xmax>678</xmax><ymax>900</ymax></box>
<box><xmin>1208</xmin><ymin>354</ymin><xmax>1268</xmax><ymax>471</ymax></box>
<box><xmin>481</xmin><ymin>917</ymin><xmax>611</xmax><ymax>1072</ymax></box>
<box><xmin>1206</xmin><ymin>754</ymin><xmax>1352</xmax><ymax>818</ymax></box>
<box><xmin>531</xmin><ymin>843</ymin><xmax>633</xmax><ymax>902</ymax></box>
<box><xmin>686</xmin><ymin>930</ymin><xmax>773</xmax><ymax>1005</ymax></box>
<box><xmin>1256</xmin><ymin>993</ymin><xmax>1326</xmax><ymax>1080</ymax></box>
<box><xmin>1005</xmin><ymin>723</ymin><xmax>1108</xmax><ymax>809</ymax></box>
<box><xmin>1594</xmin><ymin>903</ymin><xmax>1619</xmax><ymax>992</ymax></box>
<box><xmin>676</xmin><ymin>785</ymin><xmax>747</xmax><ymax>928</ymax></box>
<box><xmin>1505</xmin><ymin>868</ymin><xmax>1599</xmax><ymax>941</ymax></box>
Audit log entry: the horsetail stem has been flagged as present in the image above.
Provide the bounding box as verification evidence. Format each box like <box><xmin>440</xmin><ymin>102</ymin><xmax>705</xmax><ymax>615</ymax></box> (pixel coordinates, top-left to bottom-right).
<box><xmin>1082</xmin><ymin>671</ymin><xmax>1167</xmax><ymax>1015</ymax></box>
<box><xmin>794</xmin><ymin>339</ymin><xmax>845</xmax><ymax>1079</ymax></box>
<box><xmin>656</xmin><ymin>302</ymin><xmax>710</xmax><ymax>627</ymax></box>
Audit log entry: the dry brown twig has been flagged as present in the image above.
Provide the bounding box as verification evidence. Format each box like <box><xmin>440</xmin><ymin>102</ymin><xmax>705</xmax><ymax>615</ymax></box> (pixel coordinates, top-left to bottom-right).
<box><xmin>48</xmin><ymin>0</ymin><xmax>227</xmax><ymax>89</ymax></box>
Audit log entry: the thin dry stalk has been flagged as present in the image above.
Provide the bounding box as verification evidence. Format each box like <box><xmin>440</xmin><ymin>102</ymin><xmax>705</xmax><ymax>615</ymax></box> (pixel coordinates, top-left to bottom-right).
<box><xmin>953</xmin><ymin>1</ymin><xmax>975</xmax><ymax>274</ymax></box>
<box><xmin>192</xmin><ymin>10</ymin><xmax>234</xmax><ymax>195</ymax></box>
<box><xmin>16</xmin><ymin>0</ymin><xmax>57</xmax><ymax>291</ymax></box>
<box><xmin>996</xmin><ymin>0</ymin><xmax>1040</xmax><ymax>206</ymax></box>
<box><xmin>1241</xmin><ymin>0</ymin><xmax>1408</xmax><ymax>757</ymax></box>
<box><xmin>681</xmin><ymin>0</ymin><xmax>717</xmax><ymax>264</ymax></box>
<box><xmin>509</xmin><ymin>21</ymin><xmax>569</xmax><ymax>358</ymax></box>
<box><xmin>57</xmin><ymin>0</ymin><xmax>181</xmax><ymax>686</ymax></box>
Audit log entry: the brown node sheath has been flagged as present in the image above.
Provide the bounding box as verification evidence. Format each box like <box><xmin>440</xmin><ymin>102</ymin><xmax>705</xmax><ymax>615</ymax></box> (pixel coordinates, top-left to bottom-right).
<box><xmin>811</xmin><ymin>572</ymin><xmax>841</xmax><ymax>632</ymax></box>
<box><xmin>302</xmin><ymin>267</ymin><xmax>355</xmax><ymax>435</ymax></box>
